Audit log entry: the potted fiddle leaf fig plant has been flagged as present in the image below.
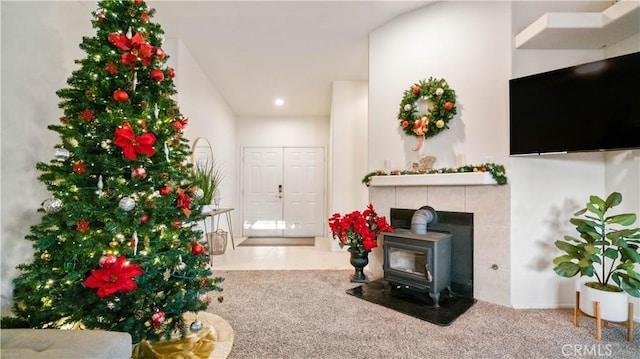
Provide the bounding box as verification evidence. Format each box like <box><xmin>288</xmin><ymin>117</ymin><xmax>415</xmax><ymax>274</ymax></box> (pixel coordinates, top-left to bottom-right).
<box><xmin>553</xmin><ymin>192</ymin><xmax>640</xmax><ymax>322</ymax></box>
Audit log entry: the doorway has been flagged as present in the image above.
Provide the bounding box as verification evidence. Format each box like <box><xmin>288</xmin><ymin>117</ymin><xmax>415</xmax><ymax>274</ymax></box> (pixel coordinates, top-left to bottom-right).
<box><xmin>242</xmin><ymin>147</ymin><xmax>325</xmax><ymax>237</ymax></box>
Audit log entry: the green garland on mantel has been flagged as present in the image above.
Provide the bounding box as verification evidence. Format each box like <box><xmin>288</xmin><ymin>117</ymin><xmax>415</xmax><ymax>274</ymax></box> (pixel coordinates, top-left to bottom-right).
<box><xmin>362</xmin><ymin>163</ymin><xmax>508</xmax><ymax>187</ymax></box>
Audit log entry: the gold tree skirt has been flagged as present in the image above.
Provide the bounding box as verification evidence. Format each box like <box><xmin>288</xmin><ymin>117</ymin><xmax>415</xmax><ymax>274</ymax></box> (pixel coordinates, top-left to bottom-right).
<box><xmin>132</xmin><ymin>312</ymin><xmax>233</xmax><ymax>359</ymax></box>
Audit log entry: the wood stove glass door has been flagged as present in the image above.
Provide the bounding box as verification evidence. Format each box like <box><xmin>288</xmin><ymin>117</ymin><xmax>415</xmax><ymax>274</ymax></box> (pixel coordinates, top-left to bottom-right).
<box><xmin>388</xmin><ymin>246</ymin><xmax>431</xmax><ymax>280</ymax></box>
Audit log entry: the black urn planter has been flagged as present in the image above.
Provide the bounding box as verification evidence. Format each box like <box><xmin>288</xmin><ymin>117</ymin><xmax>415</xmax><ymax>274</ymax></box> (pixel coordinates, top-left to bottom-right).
<box><xmin>348</xmin><ymin>248</ymin><xmax>370</xmax><ymax>283</ymax></box>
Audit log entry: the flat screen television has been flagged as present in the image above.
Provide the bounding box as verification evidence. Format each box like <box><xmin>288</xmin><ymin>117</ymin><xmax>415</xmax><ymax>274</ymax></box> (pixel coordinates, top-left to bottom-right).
<box><xmin>509</xmin><ymin>52</ymin><xmax>640</xmax><ymax>155</ymax></box>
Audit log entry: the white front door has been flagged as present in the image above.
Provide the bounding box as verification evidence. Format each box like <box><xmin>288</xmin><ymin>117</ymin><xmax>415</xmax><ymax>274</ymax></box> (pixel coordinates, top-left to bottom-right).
<box><xmin>242</xmin><ymin>147</ymin><xmax>324</xmax><ymax>237</ymax></box>
<box><xmin>282</xmin><ymin>147</ymin><xmax>324</xmax><ymax>237</ymax></box>
<box><xmin>242</xmin><ymin>148</ymin><xmax>284</xmax><ymax>237</ymax></box>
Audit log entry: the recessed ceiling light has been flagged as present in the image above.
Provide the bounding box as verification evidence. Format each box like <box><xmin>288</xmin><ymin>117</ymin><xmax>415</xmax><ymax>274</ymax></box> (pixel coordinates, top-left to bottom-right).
<box><xmin>274</xmin><ymin>98</ymin><xmax>284</xmax><ymax>106</ymax></box>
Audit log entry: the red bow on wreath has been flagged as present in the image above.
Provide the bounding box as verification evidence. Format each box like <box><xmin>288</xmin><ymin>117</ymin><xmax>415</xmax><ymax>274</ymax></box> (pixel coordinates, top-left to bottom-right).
<box><xmin>114</xmin><ymin>122</ymin><xmax>156</xmax><ymax>160</ymax></box>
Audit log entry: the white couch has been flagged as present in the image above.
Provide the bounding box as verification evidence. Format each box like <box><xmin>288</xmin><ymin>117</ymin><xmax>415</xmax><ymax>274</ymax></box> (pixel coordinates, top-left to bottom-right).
<box><xmin>1</xmin><ymin>329</ymin><xmax>132</xmax><ymax>359</ymax></box>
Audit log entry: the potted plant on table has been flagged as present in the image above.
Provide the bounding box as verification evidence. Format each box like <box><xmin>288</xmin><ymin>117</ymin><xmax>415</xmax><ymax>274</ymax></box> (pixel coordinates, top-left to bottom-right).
<box><xmin>553</xmin><ymin>192</ymin><xmax>640</xmax><ymax>322</ymax></box>
<box><xmin>328</xmin><ymin>204</ymin><xmax>393</xmax><ymax>283</ymax></box>
<box><xmin>192</xmin><ymin>158</ymin><xmax>223</xmax><ymax>213</ymax></box>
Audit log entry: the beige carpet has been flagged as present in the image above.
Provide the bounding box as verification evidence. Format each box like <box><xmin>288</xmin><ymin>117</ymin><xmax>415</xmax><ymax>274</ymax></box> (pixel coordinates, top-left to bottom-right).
<box><xmin>207</xmin><ymin>270</ymin><xmax>639</xmax><ymax>359</ymax></box>
<box><xmin>237</xmin><ymin>237</ymin><xmax>315</xmax><ymax>247</ymax></box>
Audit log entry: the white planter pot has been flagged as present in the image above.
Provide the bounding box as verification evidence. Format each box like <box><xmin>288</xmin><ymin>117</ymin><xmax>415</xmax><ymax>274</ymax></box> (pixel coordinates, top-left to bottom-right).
<box><xmin>201</xmin><ymin>204</ymin><xmax>215</xmax><ymax>214</ymax></box>
<box><xmin>579</xmin><ymin>282</ymin><xmax>629</xmax><ymax>322</ymax></box>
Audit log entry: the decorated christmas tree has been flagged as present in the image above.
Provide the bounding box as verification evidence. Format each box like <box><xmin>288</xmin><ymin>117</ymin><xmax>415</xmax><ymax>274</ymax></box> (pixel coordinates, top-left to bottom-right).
<box><xmin>7</xmin><ymin>0</ymin><xmax>222</xmax><ymax>344</ymax></box>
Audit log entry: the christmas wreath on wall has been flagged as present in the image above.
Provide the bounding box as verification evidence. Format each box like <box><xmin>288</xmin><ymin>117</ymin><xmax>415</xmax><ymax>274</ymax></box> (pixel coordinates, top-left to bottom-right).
<box><xmin>398</xmin><ymin>77</ymin><xmax>457</xmax><ymax>151</ymax></box>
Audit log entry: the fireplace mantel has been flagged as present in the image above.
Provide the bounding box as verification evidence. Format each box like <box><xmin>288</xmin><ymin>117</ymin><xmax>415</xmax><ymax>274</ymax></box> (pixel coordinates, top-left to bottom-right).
<box><xmin>368</xmin><ymin>172</ymin><xmax>497</xmax><ymax>187</ymax></box>
<box><xmin>368</xmin><ymin>178</ymin><xmax>511</xmax><ymax>306</ymax></box>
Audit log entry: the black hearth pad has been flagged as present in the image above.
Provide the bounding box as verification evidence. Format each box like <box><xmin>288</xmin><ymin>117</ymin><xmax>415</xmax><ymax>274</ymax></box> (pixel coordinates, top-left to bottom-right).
<box><xmin>346</xmin><ymin>279</ymin><xmax>476</xmax><ymax>326</ymax></box>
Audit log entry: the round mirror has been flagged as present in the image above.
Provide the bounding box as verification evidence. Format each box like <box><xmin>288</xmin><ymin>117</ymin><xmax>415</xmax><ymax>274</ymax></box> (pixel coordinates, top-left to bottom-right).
<box><xmin>191</xmin><ymin>137</ymin><xmax>214</xmax><ymax>169</ymax></box>
<box><xmin>190</xmin><ymin>137</ymin><xmax>221</xmax><ymax>206</ymax></box>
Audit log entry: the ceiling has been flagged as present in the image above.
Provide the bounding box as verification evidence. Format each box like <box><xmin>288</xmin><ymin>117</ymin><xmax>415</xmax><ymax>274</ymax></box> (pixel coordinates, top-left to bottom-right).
<box><xmin>79</xmin><ymin>1</ymin><xmax>617</xmax><ymax>118</ymax></box>
<box><xmin>144</xmin><ymin>1</ymin><xmax>434</xmax><ymax>118</ymax></box>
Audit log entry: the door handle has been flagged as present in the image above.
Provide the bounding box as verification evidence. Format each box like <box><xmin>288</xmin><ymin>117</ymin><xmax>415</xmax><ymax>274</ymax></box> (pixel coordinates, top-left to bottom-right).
<box><xmin>277</xmin><ymin>184</ymin><xmax>283</xmax><ymax>199</ymax></box>
<box><xmin>424</xmin><ymin>264</ymin><xmax>433</xmax><ymax>283</ymax></box>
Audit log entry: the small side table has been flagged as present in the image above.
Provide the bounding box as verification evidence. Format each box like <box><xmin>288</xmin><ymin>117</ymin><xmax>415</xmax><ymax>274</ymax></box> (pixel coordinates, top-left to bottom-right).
<box><xmin>203</xmin><ymin>208</ymin><xmax>235</xmax><ymax>250</ymax></box>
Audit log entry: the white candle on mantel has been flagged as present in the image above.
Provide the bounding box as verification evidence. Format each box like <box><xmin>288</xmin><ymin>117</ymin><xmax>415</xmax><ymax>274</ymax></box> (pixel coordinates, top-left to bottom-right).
<box><xmin>455</xmin><ymin>154</ymin><xmax>466</xmax><ymax>168</ymax></box>
<box><xmin>383</xmin><ymin>160</ymin><xmax>391</xmax><ymax>173</ymax></box>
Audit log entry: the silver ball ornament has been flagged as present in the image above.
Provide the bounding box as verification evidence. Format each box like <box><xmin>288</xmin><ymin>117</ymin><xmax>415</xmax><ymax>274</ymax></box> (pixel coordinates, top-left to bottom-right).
<box><xmin>192</xmin><ymin>188</ymin><xmax>204</xmax><ymax>200</ymax></box>
<box><xmin>174</xmin><ymin>261</ymin><xmax>187</xmax><ymax>272</ymax></box>
<box><xmin>190</xmin><ymin>320</ymin><xmax>203</xmax><ymax>332</ymax></box>
<box><xmin>43</xmin><ymin>198</ymin><xmax>63</xmax><ymax>213</ymax></box>
<box><xmin>118</xmin><ymin>197</ymin><xmax>135</xmax><ymax>211</ymax></box>
<box><xmin>99</xmin><ymin>254</ymin><xmax>117</xmax><ymax>267</ymax></box>
<box><xmin>54</xmin><ymin>148</ymin><xmax>71</xmax><ymax>161</ymax></box>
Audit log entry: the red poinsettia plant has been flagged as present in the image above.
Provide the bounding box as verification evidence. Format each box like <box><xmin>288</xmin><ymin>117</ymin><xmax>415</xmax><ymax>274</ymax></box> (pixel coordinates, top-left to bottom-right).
<box><xmin>328</xmin><ymin>204</ymin><xmax>393</xmax><ymax>253</ymax></box>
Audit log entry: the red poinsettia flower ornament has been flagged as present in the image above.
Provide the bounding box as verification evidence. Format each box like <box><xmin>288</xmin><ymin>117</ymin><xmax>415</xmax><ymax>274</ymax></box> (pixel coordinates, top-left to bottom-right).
<box><xmin>80</xmin><ymin>109</ymin><xmax>95</xmax><ymax>122</ymax></box>
<box><xmin>84</xmin><ymin>256</ymin><xmax>143</xmax><ymax>298</ymax></box>
<box><xmin>108</xmin><ymin>32</ymin><xmax>155</xmax><ymax>68</ymax></box>
<box><xmin>114</xmin><ymin>121</ymin><xmax>156</xmax><ymax>160</ymax></box>
<box><xmin>73</xmin><ymin>160</ymin><xmax>86</xmax><ymax>175</ymax></box>
<box><xmin>76</xmin><ymin>218</ymin><xmax>90</xmax><ymax>233</ymax></box>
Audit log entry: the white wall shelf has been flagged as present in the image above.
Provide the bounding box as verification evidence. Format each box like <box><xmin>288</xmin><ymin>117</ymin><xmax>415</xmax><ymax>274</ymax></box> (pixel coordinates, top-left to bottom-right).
<box><xmin>515</xmin><ymin>1</ymin><xmax>639</xmax><ymax>49</ymax></box>
<box><xmin>368</xmin><ymin>172</ymin><xmax>497</xmax><ymax>187</ymax></box>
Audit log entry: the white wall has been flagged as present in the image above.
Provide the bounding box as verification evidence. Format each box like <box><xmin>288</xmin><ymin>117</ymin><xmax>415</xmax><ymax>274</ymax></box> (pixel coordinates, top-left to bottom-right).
<box><xmin>0</xmin><ymin>1</ymin><xmax>93</xmax><ymax>315</ymax></box>
<box><xmin>329</xmin><ymin>81</ymin><xmax>368</xmax><ymax>213</ymax></box>
<box><xmin>236</xmin><ymin>116</ymin><xmax>329</xmax><ymax>148</ymax></box>
<box><xmin>369</xmin><ymin>1</ymin><xmax>512</xmax><ymax>172</ymax></box>
<box><xmin>164</xmin><ymin>39</ymin><xmax>239</xmax><ymax>236</ymax></box>
<box><xmin>510</xmin><ymin>149</ymin><xmax>639</xmax><ymax>311</ymax></box>
<box><xmin>329</xmin><ymin>81</ymin><xmax>369</xmax><ymax>248</ymax></box>
<box><xmin>368</xmin><ymin>0</ymin><xmax>513</xmax><ymax>304</ymax></box>
<box><xmin>509</xmin><ymin>1</ymin><xmax>640</xmax><ymax>312</ymax></box>
<box><xmin>604</xmin><ymin>151</ymin><xmax>640</xmax><ymax>318</ymax></box>
<box><xmin>509</xmin><ymin>153</ymin><xmax>606</xmax><ymax>308</ymax></box>
<box><xmin>368</xmin><ymin>0</ymin><xmax>640</xmax><ymax>312</ymax></box>
<box><xmin>509</xmin><ymin>29</ymin><xmax>605</xmax><ymax>307</ymax></box>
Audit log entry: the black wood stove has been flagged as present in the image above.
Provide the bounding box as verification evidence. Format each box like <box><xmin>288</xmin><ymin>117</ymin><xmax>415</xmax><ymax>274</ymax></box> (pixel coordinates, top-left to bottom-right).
<box><xmin>383</xmin><ymin>229</ymin><xmax>451</xmax><ymax>306</ymax></box>
<box><xmin>382</xmin><ymin>207</ymin><xmax>473</xmax><ymax>306</ymax></box>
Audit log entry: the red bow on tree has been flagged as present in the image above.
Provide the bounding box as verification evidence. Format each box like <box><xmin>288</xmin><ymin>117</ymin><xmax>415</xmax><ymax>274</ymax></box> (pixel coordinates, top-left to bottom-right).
<box><xmin>108</xmin><ymin>32</ymin><xmax>155</xmax><ymax>68</ymax></box>
<box><xmin>84</xmin><ymin>256</ymin><xmax>143</xmax><ymax>298</ymax></box>
<box><xmin>171</xmin><ymin>117</ymin><xmax>188</xmax><ymax>131</ymax></box>
<box><xmin>114</xmin><ymin>122</ymin><xmax>156</xmax><ymax>160</ymax></box>
<box><xmin>176</xmin><ymin>188</ymin><xmax>192</xmax><ymax>217</ymax></box>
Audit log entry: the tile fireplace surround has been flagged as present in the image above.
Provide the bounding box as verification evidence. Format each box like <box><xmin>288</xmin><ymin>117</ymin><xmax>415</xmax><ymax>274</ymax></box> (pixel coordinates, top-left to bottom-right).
<box><xmin>368</xmin><ymin>176</ymin><xmax>511</xmax><ymax>307</ymax></box>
